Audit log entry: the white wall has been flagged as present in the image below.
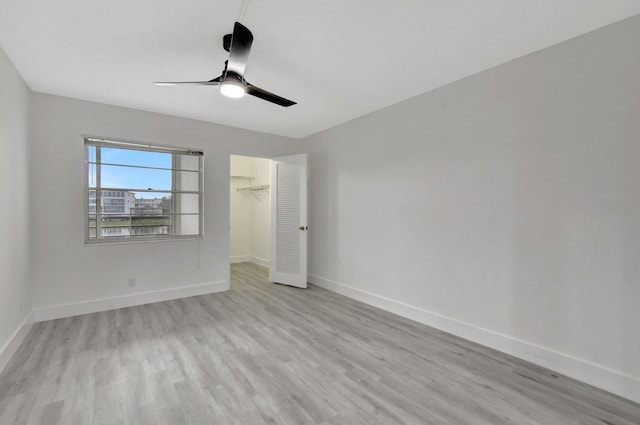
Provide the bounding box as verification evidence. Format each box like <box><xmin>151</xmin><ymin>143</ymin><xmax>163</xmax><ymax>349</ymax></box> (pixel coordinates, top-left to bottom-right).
<box><xmin>249</xmin><ymin>157</ymin><xmax>271</xmax><ymax>264</ymax></box>
<box><xmin>230</xmin><ymin>155</ymin><xmax>271</xmax><ymax>267</ymax></box>
<box><xmin>304</xmin><ymin>15</ymin><xmax>640</xmax><ymax>402</ymax></box>
<box><xmin>230</xmin><ymin>155</ymin><xmax>254</xmax><ymax>261</ymax></box>
<box><xmin>29</xmin><ymin>93</ymin><xmax>298</xmax><ymax>318</ymax></box>
<box><xmin>0</xmin><ymin>45</ymin><xmax>32</xmax><ymax>365</ymax></box>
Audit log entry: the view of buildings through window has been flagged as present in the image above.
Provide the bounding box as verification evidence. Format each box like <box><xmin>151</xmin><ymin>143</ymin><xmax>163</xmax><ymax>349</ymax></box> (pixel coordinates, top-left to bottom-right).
<box><xmin>88</xmin><ymin>191</ymin><xmax>172</xmax><ymax>237</ymax></box>
<box><xmin>85</xmin><ymin>138</ymin><xmax>203</xmax><ymax>242</ymax></box>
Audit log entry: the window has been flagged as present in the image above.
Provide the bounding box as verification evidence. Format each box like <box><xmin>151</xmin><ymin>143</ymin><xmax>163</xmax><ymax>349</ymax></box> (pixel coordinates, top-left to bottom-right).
<box><xmin>85</xmin><ymin>137</ymin><xmax>203</xmax><ymax>243</ymax></box>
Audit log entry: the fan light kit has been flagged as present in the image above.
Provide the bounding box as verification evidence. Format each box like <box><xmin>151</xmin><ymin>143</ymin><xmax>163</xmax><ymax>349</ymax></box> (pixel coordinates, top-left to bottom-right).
<box><xmin>154</xmin><ymin>19</ymin><xmax>296</xmax><ymax>107</ymax></box>
<box><xmin>220</xmin><ymin>79</ymin><xmax>245</xmax><ymax>98</ymax></box>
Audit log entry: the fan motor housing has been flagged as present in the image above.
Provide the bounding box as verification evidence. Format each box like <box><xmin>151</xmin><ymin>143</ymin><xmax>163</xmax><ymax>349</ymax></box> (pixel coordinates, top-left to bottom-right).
<box><xmin>223</xmin><ymin>71</ymin><xmax>244</xmax><ymax>84</ymax></box>
<box><xmin>223</xmin><ymin>34</ymin><xmax>232</xmax><ymax>52</ymax></box>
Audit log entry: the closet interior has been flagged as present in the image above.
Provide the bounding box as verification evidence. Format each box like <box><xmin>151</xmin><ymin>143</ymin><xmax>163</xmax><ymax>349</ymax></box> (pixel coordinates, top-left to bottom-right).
<box><xmin>229</xmin><ymin>155</ymin><xmax>271</xmax><ymax>268</ymax></box>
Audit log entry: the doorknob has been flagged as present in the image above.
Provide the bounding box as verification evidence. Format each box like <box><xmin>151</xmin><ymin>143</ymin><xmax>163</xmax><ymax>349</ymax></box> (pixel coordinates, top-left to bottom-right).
<box><xmin>298</xmin><ymin>226</ymin><xmax>308</xmax><ymax>230</ymax></box>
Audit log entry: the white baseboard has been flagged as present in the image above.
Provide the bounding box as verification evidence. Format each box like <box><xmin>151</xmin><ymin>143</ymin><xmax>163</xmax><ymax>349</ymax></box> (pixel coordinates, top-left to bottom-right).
<box><xmin>32</xmin><ymin>280</ymin><xmax>229</xmax><ymax>322</ymax></box>
<box><xmin>230</xmin><ymin>255</ymin><xmax>270</xmax><ymax>268</ymax></box>
<box><xmin>249</xmin><ymin>256</ymin><xmax>270</xmax><ymax>268</ymax></box>
<box><xmin>0</xmin><ymin>313</ymin><xmax>34</xmax><ymax>374</ymax></box>
<box><xmin>230</xmin><ymin>255</ymin><xmax>251</xmax><ymax>263</ymax></box>
<box><xmin>308</xmin><ymin>273</ymin><xmax>640</xmax><ymax>404</ymax></box>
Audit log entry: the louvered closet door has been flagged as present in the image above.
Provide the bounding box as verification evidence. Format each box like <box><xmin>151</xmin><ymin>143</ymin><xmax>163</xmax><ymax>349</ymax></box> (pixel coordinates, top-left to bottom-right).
<box><xmin>270</xmin><ymin>154</ymin><xmax>308</xmax><ymax>288</ymax></box>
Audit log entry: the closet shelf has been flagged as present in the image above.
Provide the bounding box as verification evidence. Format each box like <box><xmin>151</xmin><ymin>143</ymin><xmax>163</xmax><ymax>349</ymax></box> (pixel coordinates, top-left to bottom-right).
<box><xmin>237</xmin><ymin>184</ymin><xmax>270</xmax><ymax>201</ymax></box>
<box><xmin>230</xmin><ymin>175</ymin><xmax>255</xmax><ymax>180</ymax></box>
<box><xmin>237</xmin><ymin>184</ymin><xmax>270</xmax><ymax>192</ymax></box>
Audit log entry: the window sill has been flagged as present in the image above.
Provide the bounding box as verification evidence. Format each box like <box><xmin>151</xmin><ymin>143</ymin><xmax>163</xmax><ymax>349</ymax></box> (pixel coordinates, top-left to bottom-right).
<box><xmin>84</xmin><ymin>235</ymin><xmax>203</xmax><ymax>246</ymax></box>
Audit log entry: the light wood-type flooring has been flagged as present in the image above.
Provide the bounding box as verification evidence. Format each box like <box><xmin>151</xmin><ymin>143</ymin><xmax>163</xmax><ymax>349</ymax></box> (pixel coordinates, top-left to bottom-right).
<box><xmin>1</xmin><ymin>262</ymin><xmax>639</xmax><ymax>424</ymax></box>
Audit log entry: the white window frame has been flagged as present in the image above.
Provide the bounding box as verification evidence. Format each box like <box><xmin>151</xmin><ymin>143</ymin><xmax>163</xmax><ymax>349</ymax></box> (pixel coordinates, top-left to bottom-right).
<box><xmin>84</xmin><ymin>136</ymin><xmax>204</xmax><ymax>244</ymax></box>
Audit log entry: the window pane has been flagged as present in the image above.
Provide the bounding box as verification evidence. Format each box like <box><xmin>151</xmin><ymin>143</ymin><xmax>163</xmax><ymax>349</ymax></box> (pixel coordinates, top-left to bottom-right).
<box><xmin>100</xmin><ymin>216</ymin><xmax>132</xmax><ymax>238</ymax></box>
<box><xmin>174</xmin><ymin>214</ymin><xmax>200</xmax><ymax>236</ymax></box>
<box><xmin>88</xmin><ymin>190</ymin><xmax>97</xmax><ymax>214</ymax></box>
<box><xmin>95</xmin><ymin>190</ymin><xmax>135</xmax><ymax>215</ymax></box>
<box><xmin>131</xmin><ymin>216</ymin><xmax>170</xmax><ymax>236</ymax></box>
<box><xmin>174</xmin><ymin>193</ymin><xmax>200</xmax><ymax>214</ymax></box>
<box><xmin>132</xmin><ymin>192</ymin><xmax>171</xmax><ymax>214</ymax></box>
<box><xmin>87</xmin><ymin>145</ymin><xmax>97</xmax><ymax>189</ymax></box>
<box><xmin>88</xmin><ymin>164</ymin><xmax>96</xmax><ymax>188</ymax></box>
<box><xmin>100</xmin><ymin>147</ymin><xmax>172</xmax><ymax>169</ymax></box>
<box><xmin>88</xmin><ymin>213</ymin><xmax>97</xmax><ymax>239</ymax></box>
<box><xmin>131</xmin><ymin>193</ymin><xmax>201</xmax><ymax>214</ymax></box>
<box><xmin>101</xmin><ymin>164</ymin><xmax>172</xmax><ymax>191</ymax></box>
<box><xmin>174</xmin><ymin>170</ymin><xmax>200</xmax><ymax>192</ymax></box>
<box><xmin>175</xmin><ymin>153</ymin><xmax>200</xmax><ymax>171</ymax></box>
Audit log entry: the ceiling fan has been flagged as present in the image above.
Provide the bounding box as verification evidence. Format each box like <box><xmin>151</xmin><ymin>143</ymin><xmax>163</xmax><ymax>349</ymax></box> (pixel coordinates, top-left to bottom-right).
<box><xmin>154</xmin><ymin>22</ymin><xmax>296</xmax><ymax>107</ymax></box>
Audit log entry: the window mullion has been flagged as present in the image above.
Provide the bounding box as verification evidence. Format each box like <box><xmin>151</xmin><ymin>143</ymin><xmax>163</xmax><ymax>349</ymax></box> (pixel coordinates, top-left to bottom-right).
<box><xmin>95</xmin><ymin>146</ymin><xmax>102</xmax><ymax>239</ymax></box>
<box><xmin>86</xmin><ymin>161</ymin><xmax>200</xmax><ymax>173</ymax></box>
<box><xmin>171</xmin><ymin>153</ymin><xmax>177</xmax><ymax>235</ymax></box>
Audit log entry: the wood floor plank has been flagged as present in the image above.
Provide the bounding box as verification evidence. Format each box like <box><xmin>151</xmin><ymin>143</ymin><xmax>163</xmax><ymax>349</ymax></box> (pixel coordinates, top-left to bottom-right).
<box><xmin>1</xmin><ymin>262</ymin><xmax>639</xmax><ymax>424</ymax></box>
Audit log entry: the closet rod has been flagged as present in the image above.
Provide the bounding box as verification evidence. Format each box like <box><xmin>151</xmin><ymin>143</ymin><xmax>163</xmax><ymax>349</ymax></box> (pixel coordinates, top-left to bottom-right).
<box><xmin>237</xmin><ymin>184</ymin><xmax>270</xmax><ymax>192</ymax></box>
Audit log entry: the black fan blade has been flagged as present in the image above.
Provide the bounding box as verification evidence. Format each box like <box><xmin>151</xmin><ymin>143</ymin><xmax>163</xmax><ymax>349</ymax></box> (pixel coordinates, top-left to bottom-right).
<box><xmin>246</xmin><ymin>83</ymin><xmax>296</xmax><ymax>107</ymax></box>
<box><xmin>154</xmin><ymin>77</ymin><xmax>220</xmax><ymax>86</ymax></box>
<box><xmin>227</xmin><ymin>22</ymin><xmax>253</xmax><ymax>77</ymax></box>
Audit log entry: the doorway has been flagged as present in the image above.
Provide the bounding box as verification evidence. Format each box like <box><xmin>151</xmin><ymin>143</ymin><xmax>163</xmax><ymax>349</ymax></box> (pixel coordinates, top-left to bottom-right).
<box><xmin>229</xmin><ymin>153</ymin><xmax>309</xmax><ymax>288</ymax></box>
<box><xmin>229</xmin><ymin>154</ymin><xmax>272</xmax><ymax>270</ymax></box>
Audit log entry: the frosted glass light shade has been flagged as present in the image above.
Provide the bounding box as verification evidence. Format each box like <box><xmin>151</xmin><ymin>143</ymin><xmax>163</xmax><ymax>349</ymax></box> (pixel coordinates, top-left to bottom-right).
<box><xmin>220</xmin><ymin>81</ymin><xmax>245</xmax><ymax>98</ymax></box>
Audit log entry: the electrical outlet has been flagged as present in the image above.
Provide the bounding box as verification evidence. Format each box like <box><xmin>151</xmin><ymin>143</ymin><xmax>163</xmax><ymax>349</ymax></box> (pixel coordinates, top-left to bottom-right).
<box><xmin>127</xmin><ymin>277</ymin><xmax>136</xmax><ymax>288</ymax></box>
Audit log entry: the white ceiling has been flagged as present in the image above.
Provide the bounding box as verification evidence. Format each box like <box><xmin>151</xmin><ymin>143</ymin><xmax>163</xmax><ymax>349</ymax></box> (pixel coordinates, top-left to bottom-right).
<box><xmin>1</xmin><ymin>1</ymin><xmax>639</xmax><ymax>139</ymax></box>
